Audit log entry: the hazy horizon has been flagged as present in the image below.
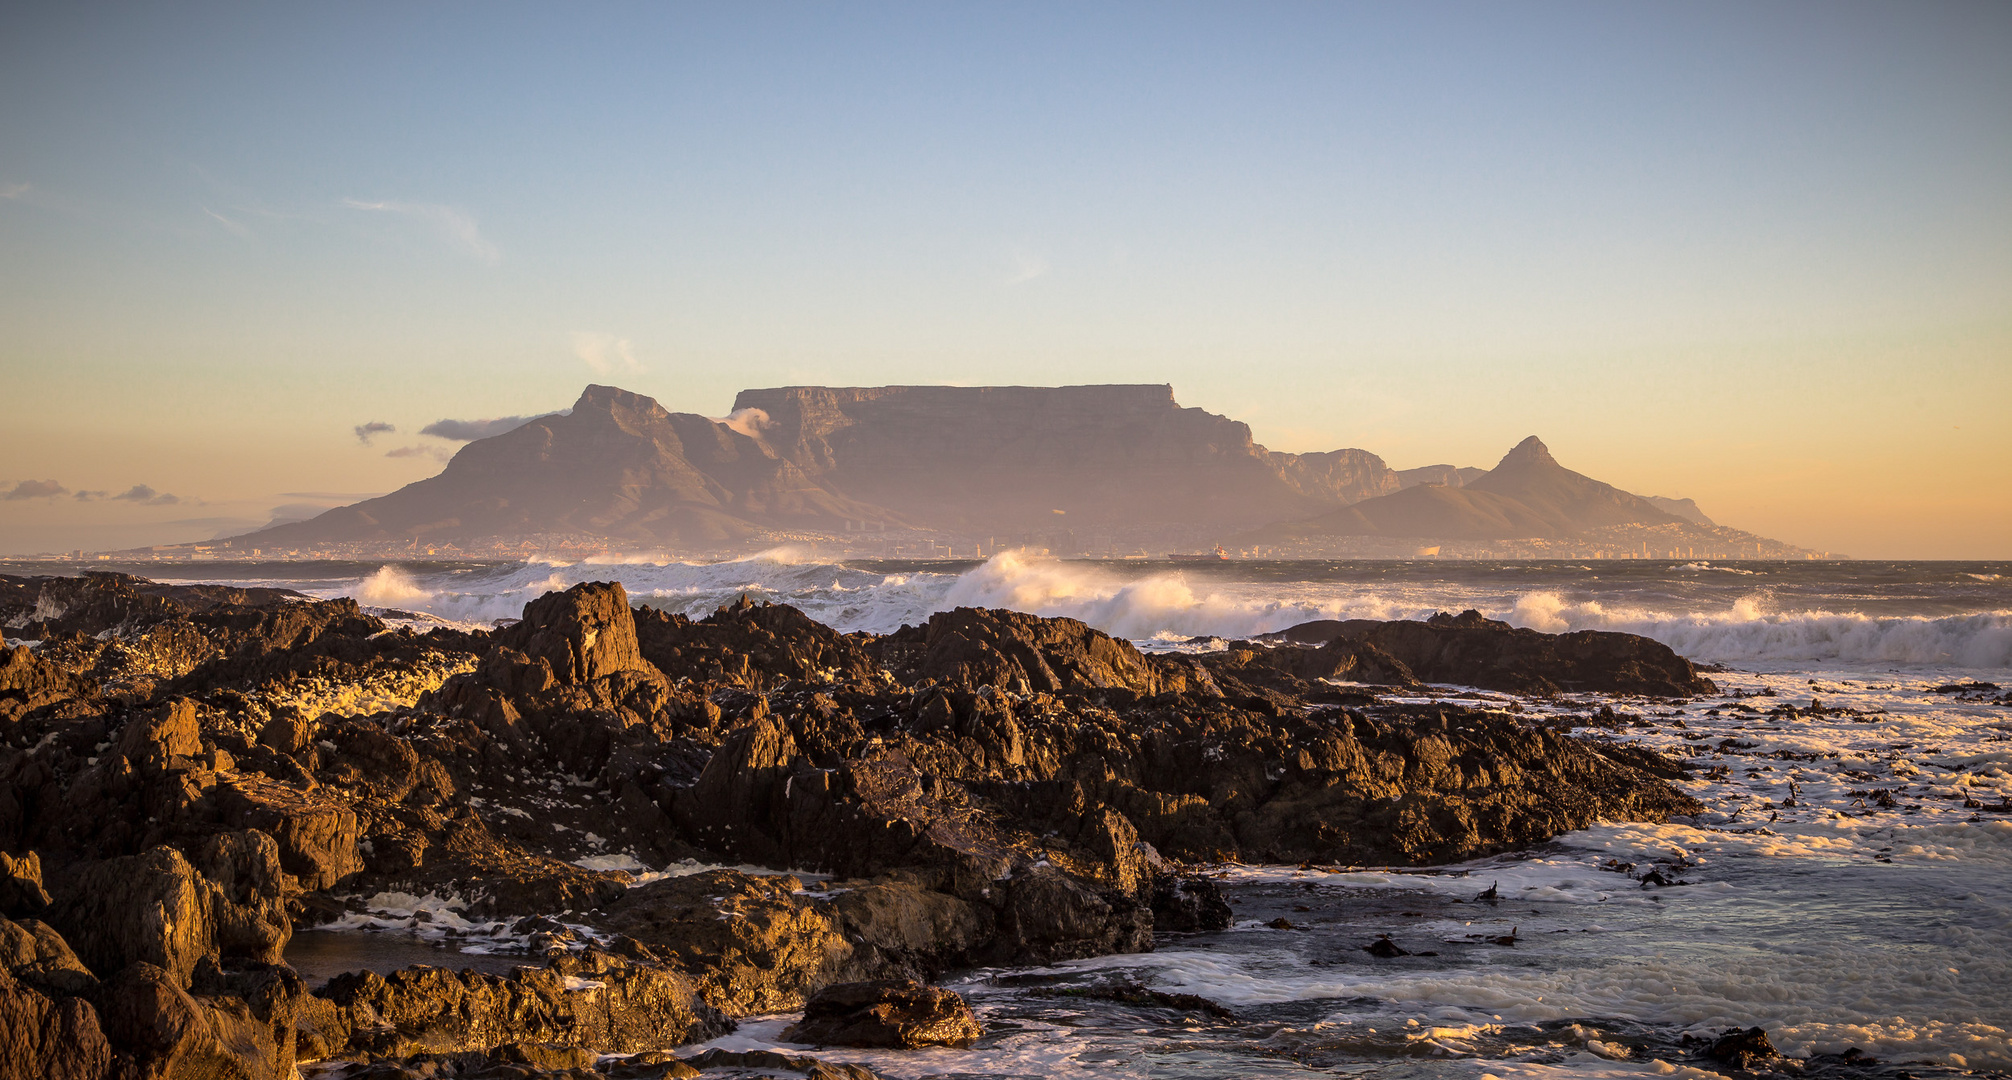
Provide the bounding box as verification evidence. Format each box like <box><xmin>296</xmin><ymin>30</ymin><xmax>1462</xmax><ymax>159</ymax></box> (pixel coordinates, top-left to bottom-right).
<box><xmin>4</xmin><ymin>2</ymin><xmax>2008</xmax><ymax>559</ymax></box>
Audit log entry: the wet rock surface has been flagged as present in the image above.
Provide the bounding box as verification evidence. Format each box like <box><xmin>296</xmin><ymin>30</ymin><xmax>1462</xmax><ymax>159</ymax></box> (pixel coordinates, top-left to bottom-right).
<box><xmin>780</xmin><ymin>979</ymin><xmax>981</xmax><ymax>1049</ymax></box>
<box><xmin>0</xmin><ymin>572</ymin><xmax>1707</xmax><ymax>1076</ymax></box>
<box><xmin>1271</xmin><ymin>608</ymin><xmax>1717</xmax><ymax>696</ymax></box>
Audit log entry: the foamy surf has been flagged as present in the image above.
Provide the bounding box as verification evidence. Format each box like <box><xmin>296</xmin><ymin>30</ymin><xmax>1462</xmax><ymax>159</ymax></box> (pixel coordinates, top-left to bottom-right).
<box><xmin>311</xmin><ymin>552</ymin><xmax>2012</xmax><ymax>670</ymax></box>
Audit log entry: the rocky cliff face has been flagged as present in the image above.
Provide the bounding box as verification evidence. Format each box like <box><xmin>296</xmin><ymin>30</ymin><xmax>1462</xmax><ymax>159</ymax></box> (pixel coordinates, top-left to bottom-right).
<box><xmin>1396</xmin><ymin>464</ymin><xmax>1486</xmax><ymax>489</ymax></box>
<box><xmin>733</xmin><ymin>384</ymin><xmax>1399</xmax><ymax>536</ymax></box>
<box><xmin>239</xmin><ymin>385</ymin><xmax>895</xmax><ymax>549</ymax></box>
<box><xmin>225</xmin><ymin>383</ymin><xmax>1402</xmax><ymax>553</ymax></box>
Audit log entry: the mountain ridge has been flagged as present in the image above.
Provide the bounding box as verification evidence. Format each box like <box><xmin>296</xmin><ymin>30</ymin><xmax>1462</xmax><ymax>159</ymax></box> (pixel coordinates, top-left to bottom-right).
<box><xmin>220</xmin><ymin>385</ymin><xmax>1817</xmax><ymax>558</ymax></box>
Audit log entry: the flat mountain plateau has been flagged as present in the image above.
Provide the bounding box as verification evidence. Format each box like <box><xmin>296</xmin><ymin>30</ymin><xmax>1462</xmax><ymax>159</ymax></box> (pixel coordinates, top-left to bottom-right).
<box><xmin>0</xmin><ymin>570</ymin><xmax>1712</xmax><ymax>1078</ymax></box>
<box><xmin>220</xmin><ymin>384</ymin><xmax>1818</xmax><ymax>560</ymax></box>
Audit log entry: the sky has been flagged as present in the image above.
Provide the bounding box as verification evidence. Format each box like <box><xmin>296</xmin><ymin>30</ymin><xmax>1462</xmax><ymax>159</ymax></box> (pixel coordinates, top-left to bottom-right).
<box><xmin>2</xmin><ymin>1</ymin><xmax>2008</xmax><ymax>558</ymax></box>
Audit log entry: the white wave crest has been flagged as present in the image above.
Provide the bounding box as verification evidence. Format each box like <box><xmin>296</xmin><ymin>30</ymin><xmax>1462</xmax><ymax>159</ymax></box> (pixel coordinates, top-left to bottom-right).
<box><xmin>1504</xmin><ymin>590</ymin><xmax>2012</xmax><ymax>668</ymax></box>
<box><xmin>324</xmin><ymin>554</ymin><xmax>2011</xmax><ymax>670</ymax></box>
<box><xmin>354</xmin><ymin>565</ymin><xmax>433</xmax><ymax>607</ymax></box>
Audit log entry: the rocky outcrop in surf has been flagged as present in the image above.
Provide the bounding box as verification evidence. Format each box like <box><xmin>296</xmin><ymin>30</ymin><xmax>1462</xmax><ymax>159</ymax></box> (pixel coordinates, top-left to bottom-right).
<box><xmin>1267</xmin><ymin>608</ymin><xmax>1718</xmax><ymax>697</ymax></box>
<box><xmin>0</xmin><ymin>570</ymin><xmax>1703</xmax><ymax>1076</ymax></box>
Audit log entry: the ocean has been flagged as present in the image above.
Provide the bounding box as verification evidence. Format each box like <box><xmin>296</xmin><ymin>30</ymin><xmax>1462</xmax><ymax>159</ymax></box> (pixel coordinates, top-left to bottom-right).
<box><xmin>24</xmin><ymin>553</ymin><xmax>2010</xmax><ymax>1078</ymax></box>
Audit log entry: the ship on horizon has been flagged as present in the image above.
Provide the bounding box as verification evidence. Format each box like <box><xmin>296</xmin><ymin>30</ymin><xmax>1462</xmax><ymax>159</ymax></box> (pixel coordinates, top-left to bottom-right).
<box><xmin>1167</xmin><ymin>545</ymin><xmax>1231</xmax><ymax>562</ymax></box>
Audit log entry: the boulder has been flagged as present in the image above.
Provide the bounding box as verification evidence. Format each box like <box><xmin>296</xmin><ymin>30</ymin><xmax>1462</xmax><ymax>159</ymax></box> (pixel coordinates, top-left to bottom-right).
<box><xmin>49</xmin><ymin>839</ymin><xmax>289</xmax><ymax>987</ymax></box>
<box><xmin>1147</xmin><ymin>875</ymin><xmax>1233</xmax><ymax>934</ymax></box>
<box><xmin>1272</xmin><ymin>610</ymin><xmax>1715</xmax><ymax>696</ymax></box>
<box><xmin>314</xmin><ymin>952</ymin><xmax>728</xmax><ymax>1059</ymax></box>
<box><xmin>99</xmin><ymin>961</ymin><xmax>288</xmax><ymax>1080</ymax></box>
<box><xmin>0</xmin><ymin>851</ymin><xmax>51</xmax><ymax>917</ymax></box>
<box><xmin>0</xmin><ymin>917</ymin><xmax>97</xmax><ymax>996</ymax></box>
<box><xmin>597</xmin><ymin>870</ymin><xmax>858</xmax><ymax>1014</ymax></box>
<box><xmin>0</xmin><ymin>966</ymin><xmax>110</xmax><ymax>1080</ymax></box>
<box><xmin>911</xmin><ymin>607</ymin><xmax>1162</xmax><ymax>695</ymax></box>
<box><xmin>496</xmin><ymin>581</ymin><xmax>653</xmax><ymax>685</ymax></box>
<box><xmin>993</xmin><ymin>866</ymin><xmax>1153</xmax><ymax>964</ymax></box>
<box><xmin>213</xmin><ymin>777</ymin><xmax>362</xmax><ymax>891</ymax></box>
<box><xmin>117</xmin><ymin>699</ymin><xmax>205</xmax><ymax>771</ymax></box>
<box><xmin>636</xmin><ymin>596</ymin><xmax>882</xmax><ymax>689</ymax></box>
<box><xmin>781</xmin><ymin>979</ymin><xmax>980</xmax><ymax>1049</ymax></box>
<box><xmin>1707</xmin><ymin>1026</ymin><xmax>1783</xmax><ymax>1069</ymax></box>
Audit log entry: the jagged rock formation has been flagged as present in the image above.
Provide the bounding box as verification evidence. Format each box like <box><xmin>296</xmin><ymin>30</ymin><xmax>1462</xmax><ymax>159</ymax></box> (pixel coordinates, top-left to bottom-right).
<box><xmin>0</xmin><ymin>571</ymin><xmax>1706</xmax><ymax>1076</ymax></box>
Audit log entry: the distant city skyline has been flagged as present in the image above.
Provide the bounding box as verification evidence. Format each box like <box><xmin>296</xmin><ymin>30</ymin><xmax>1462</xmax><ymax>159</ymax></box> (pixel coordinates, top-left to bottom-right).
<box><xmin>3</xmin><ymin>2</ymin><xmax>2008</xmax><ymax>558</ymax></box>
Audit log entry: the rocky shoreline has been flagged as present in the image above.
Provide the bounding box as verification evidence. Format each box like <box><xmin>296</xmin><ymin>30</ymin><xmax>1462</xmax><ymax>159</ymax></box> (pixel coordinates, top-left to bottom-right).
<box><xmin>0</xmin><ymin>571</ymin><xmax>1711</xmax><ymax>1079</ymax></box>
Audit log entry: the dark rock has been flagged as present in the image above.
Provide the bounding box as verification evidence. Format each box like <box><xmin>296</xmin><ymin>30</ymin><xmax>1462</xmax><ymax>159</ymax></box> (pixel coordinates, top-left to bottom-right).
<box><xmin>1707</xmin><ymin>1026</ymin><xmax>1782</xmax><ymax>1068</ymax></box>
<box><xmin>637</xmin><ymin>597</ymin><xmax>881</xmax><ymax>689</ymax></box>
<box><xmin>489</xmin><ymin>1040</ymin><xmax>599</xmax><ymax>1069</ymax></box>
<box><xmin>48</xmin><ymin>839</ymin><xmax>289</xmax><ymax>987</ymax></box>
<box><xmin>315</xmin><ymin>952</ymin><xmax>729</xmax><ymax>1059</ymax></box>
<box><xmin>597</xmin><ymin>869</ymin><xmax>860</xmax><ymax>1015</ymax></box>
<box><xmin>780</xmin><ymin>978</ymin><xmax>981</xmax><ymax>1049</ymax></box>
<box><xmin>1060</xmin><ymin>980</ymin><xmax>1237</xmax><ymax>1021</ymax></box>
<box><xmin>1273</xmin><ymin>610</ymin><xmax>1715</xmax><ymax>697</ymax></box>
<box><xmin>905</xmin><ymin>607</ymin><xmax>1163</xmax><ymax>695</ymax></box>
<box><xmin>496</xmin><ymin>581</ymin><xmax>654</xmax><ymax>685</ymax></box>
<box><xmin>0</xmin><ymin>916</ymin><xmax>97</xmax><ymax>997</ymax></box>
<box><xmin>995</xmin><ymin>866</ymin><xmax>1152</xmax><ymax>964</ymax></box>
<box><xmin>1362</xmin><ymin>936</ymin><xmax>1409</xmax><ymax>958</ymax></box>
<box><xmin>0</xmin><ymin>571</ymin><xmax>1720</xmax><ymax>1079</ymax></box>
<box><xmin>680</xmin><ymin>1047</ymin><xmax>882</xmax><ymax>1079</ymax></box>
<box><xmin>0</xmin><ymin>852</ymin><xmax>51</xmax><ymax>917</ymax></box>
<box><xmin>0</xmin><ymin>645</ymin><xmax>94</xmax><ymax>718</ymax></box>
<box><xmin>99</xmin><ymin>961</ymin><xmax>288</xmax><ymax>1080</ymax></box>
<box><xmin>1148</xmin><ymin>874</ymin><xmax>1233</xmax><ymax>933</ymax></box>
<box><xmin>0</xmin><ymin>965</ymin><xmax>110</xmax><ymax>1080</ymax></box>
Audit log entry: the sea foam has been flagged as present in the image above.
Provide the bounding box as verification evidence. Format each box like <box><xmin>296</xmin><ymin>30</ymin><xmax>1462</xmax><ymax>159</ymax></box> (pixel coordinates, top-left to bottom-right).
<box><xmin>321</xmin><ymin>552</ymin><xmax>2012</xmax><ymax>669</ymax></box>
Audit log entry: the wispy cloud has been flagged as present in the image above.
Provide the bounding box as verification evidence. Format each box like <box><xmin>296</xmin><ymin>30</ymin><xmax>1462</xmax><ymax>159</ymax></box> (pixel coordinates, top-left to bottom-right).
<box><xmin>709</xmin><ymin>407</ymin><xmax>771</xmax><ymax>439</ymax></box>
<box><xmin>0</xmin><ymin>183</ymin><xmax>29</xmax><ymax>201</ymax></box>
<box><xmin>571</xmin><ymin>332</ymin><xmax>644</xmax><ymax>376</ymax></box>
<box><xmin>204</xmin><ymin>207</ymin><xmax>251</xmax><ymax>238</ymax></box>
<box><xmin>420</xmin><ymin>415</ymin><xmax>550</xmax><ymax>441</ymax></box>
<box><xmin>341</xmin><ymin>198</ymin><xmax>499</xmax><ymax>263</ymax></box>
<box><xmin>71</xmin><ymin>484</ymin><xmax>186</xmax><ymax>505</ymax></box>
<box><xmin>1004</xmin><ymin>243</ymin><xmax>1050</xmax><ymax>286</ymax></box>
<box><xmin>354</xmin><ymin>421</ymin><xmax>395</xmax><ymax>444</ymax></box>
<box><xmin>385</xmin><ymin>445</ymin><xmax>450</xmax><ymax>462</ymax></box>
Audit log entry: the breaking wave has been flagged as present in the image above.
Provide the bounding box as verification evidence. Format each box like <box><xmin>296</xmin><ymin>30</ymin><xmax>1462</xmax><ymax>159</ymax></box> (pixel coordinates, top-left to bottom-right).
<box><xmin>325</xmin><ymin>551</ymin><xmax>2011</xmax><ymax>669</ymax></box>
<box><xmin>1507</xmin><ymin>590</ymin><xmax>2012</xmax><ymax>668</ymax></box>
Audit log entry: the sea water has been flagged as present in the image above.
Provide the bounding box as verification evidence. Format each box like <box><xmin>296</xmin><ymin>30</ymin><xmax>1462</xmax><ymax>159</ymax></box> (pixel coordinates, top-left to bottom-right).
<box><xmin>21</xmin><ymin>553</ymin><xmax>2006</xmax><ymax>1077</ymax></box>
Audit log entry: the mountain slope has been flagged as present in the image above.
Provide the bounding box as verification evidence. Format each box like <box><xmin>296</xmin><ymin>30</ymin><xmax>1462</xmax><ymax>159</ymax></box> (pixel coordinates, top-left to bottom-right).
<box><xmin>1395</xmin><ymin>464</ymin><xmax>1486</xmax><ymax>489</ymax></box>
<box><xmin>730</xmin><ymin>384</ymin><xmax>1399</xmax><ymax>535</ymax></box>
<box><xmin>237</xmin><ymin>385</ymin><xmax>895</xmax><ymax>548</ymax></box>
<box><xmin>1644</xmin><ymin>496</ymin><xmax>1714</xmax><ymax>526</ymax></box>
<box><xmin>1244</xmin><ymin>436</ymin><xmax>1684</xmax><ymax>542</ymax></box>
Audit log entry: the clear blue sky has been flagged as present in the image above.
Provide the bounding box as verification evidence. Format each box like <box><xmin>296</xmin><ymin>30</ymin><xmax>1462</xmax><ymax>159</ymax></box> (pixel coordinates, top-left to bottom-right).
<box><xmin>3</xmin><ymin>1</ymin><xmax>2008</xmax><ymax>556</ymax></box>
